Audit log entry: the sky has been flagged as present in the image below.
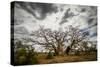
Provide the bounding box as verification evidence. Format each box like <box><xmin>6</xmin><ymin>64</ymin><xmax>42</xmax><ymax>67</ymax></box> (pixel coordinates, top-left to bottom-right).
<box><xmin>12</xmin><ymin>1</ymin><xmax>97</xmax><ymax>51</ymax></box>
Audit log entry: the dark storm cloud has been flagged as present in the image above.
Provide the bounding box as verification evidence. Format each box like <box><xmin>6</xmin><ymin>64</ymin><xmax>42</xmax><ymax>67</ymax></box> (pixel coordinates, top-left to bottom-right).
<box><xmin>78</xmin><ymin>6</ymin><xmax>97</xmax><ymax>37</ymax></box>
<box><xmin>80</xmin><ymin>8</ymin><xmax>86</xmax><ymax>12</ymax></box>
<box><xmin>88</xmin><ymin>17</ymin><xmax>97</xmax><ymax>25</ymax></box>
<box><xmin>63</xmin><ymin>8</ymin><xmax>71</xmax><ymax>19</ymax></box>
<box><xmin>59</xmin><ymin>8</ymin><xmax>79</xmax><ymax>25</ymax></box>
<box><xmin>82</xmin><ymin>31</ymin><xmax>90</xmax><ymax>36</ymax></box>
<box><xmin>15</xmin><ymin>1</ymin><xmax>57</xmax><ymax>20</ymax></box>
<box><xmin>12</xmin><ymin>1</ymin><xmax>97</xmax><ymax>41</ymax></box>
<box><xmin>59</xmin><ymin>8</ymin><xmax>70</xmax><ymax>25</ymax></box>
<box><xmin>59</xmin><ymin>19</ymin><xmax>68</xmax><ymax>25</ymax></box>
<box><xmin>88</xmin><ymin>18</ymin><xmax>94</xmax><ymax>23</ymax></box>
<box><xmin>80</xmin><ymin>22</ymin><xmax>97</xmax><ymax>32</ymax></box>
<box><xmin>89</xmin><ymin>6</ymin><xmax>97</xmax><ymax>16</ymax></box>
<box><xmin>79</xmin><ymin>22</ymin><xmax>97</xmax><ymax>38</ymax></box>
<box><xmin>76</xmin><ymin>6</ymin><xmax>97</xmax><ymax>15</ymax></box>
<box><xmin>90</xmin><ymin>32</ymin><xmax>97</xmax><ymax>37</ymax></box>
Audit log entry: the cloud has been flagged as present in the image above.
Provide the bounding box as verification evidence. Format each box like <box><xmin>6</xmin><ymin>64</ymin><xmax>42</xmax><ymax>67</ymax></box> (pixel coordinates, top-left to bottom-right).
<box><xmin>90</xmin><ymin>32</ymin><xmax>97</xmax><ymax>37</ymax></box>
<box><xmin>14</xmin><ymin>26</ymin><xmax>29</xmax><ymax>35</ymax></box>
<box><xmin>59</xmin><ymin>8</ymin><xmax>79</xmax><ymax>25</ymax></box>
<box><xmin>15</xmin><ymin>1</ymin><xmax>58</xmax><ymax>20</ymax></box>
<box><xmin>13</xmin><ymin>1</ymin><xmax>97</xmax><ymax>42</ymax></box>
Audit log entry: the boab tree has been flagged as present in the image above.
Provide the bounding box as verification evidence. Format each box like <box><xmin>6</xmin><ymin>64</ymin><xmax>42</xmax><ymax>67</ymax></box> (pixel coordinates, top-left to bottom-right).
<box><xmin>30</xmin><ymin>26</ymin><xmax>88</xmax><ymax>55</ymax></box>
<box><xmin>65</xmin><ymin>26</ymin><xmax>88</xmax><ymax>55</ymax></box>
<box><xmin>30</xmin><ymin>26</ymin><xmax>68</xmax><ymax>55</ymax></box>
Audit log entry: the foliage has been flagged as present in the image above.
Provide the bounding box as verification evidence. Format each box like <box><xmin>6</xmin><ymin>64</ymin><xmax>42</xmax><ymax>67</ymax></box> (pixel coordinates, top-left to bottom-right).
<box><xmin>14</xmin><ymin>41</ymin><xmax>38</xmax><ymax>65</ymax></box>
<box><xmin>46</xmin><ymin>51</ymin><xmax>54</xmax><ymax>59</ymax></box>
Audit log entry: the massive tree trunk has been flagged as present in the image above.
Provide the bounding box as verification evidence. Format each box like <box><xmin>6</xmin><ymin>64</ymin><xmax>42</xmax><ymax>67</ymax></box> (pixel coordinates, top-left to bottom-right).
<box><xmin>52</xmin><ymin>43</ymin><xmax>64</xmax><ymax>56</ymax></box>
<box><xmin>55</xmin><ymin>44</ymin><xmax>64</xmax><ymax>55</ymax></box>
<box><xmin>54</xmin><ymin>48</ymin><xmax>63</xmax><ymax>56</ymax></box>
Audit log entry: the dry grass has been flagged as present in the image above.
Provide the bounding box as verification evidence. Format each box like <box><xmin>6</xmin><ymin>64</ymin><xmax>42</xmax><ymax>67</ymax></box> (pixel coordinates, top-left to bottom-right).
<box><xmin>36</xmin><ymin>52</ymin><xmax>97</xmax><ymax>64</ymax></box>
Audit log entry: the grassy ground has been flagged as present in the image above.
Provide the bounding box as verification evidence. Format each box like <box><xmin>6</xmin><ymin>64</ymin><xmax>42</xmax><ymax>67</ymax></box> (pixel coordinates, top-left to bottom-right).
<box><xmin>36</xmin><ymin>52</ymin><xmax>97</xmax><ymax>64</ymax></box>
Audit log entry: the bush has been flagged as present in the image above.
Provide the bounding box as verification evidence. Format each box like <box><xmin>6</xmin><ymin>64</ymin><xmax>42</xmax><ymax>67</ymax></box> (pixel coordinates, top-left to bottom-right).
<box><xmin>75</xmin><ymin>51</ymin><xmax>80</xmax><ymax>55</ymax></box>
<box><xmin>25</xmin><ymin>48</ymin><xmax>38</xmax><ymax>64</ymax></box>
<box><xmin>14</xmin><ymin>41</ymin><xmax>38</xmax><ymax>65</ymax></box>
<box><xmin>15</xmin><ymin>48</ymin><xmax>38</xmax><ymax>65</ymax></box>
<box><xmin>46</xmin><ymin>51</ymin><xmax>54</xmax><ymax>59</ymax></box>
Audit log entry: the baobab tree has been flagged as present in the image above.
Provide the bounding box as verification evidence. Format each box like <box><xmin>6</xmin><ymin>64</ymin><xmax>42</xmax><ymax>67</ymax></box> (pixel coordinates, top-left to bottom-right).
<box><xmin>30</xmin><ymin>26</ymin><xmax>88</xmax><ymax>55</ymax></box>
<box><xmin>65</xmin><ymin>26</ymin><xmax>88</xmax><ymax>55</ymax></box>
<box><xmin>30</xmin><ymin>26</ymin><xmax>68</xmax><ymax>55</ymax></box>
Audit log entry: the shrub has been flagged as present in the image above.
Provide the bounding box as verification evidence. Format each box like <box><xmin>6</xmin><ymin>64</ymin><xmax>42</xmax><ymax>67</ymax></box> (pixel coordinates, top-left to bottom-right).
<box><xmin>14</xmin><ymin>41</ymin><xmax>38</xmax><ymax>65</ymax></box>
<box><xmin>46</xmin><ymin>51</ymin><xmax>54</xmax><ymax>59</ymax></box>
